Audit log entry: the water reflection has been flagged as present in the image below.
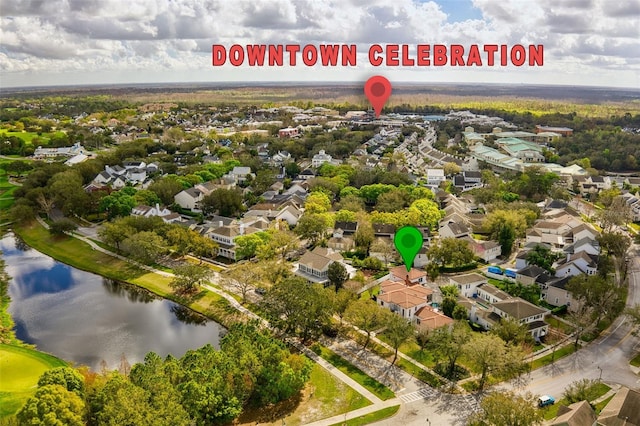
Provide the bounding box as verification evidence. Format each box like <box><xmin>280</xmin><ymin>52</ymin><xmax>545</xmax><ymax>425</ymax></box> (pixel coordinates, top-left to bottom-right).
<box><xmin>1</xmin><ymin>233</ymin><xmax>223</xmax><ymax>370</ymax></box>
<box><xmin>102</xmin><ymin>278</ymin><xmax>156</xmax><ymax>304</ymax></box>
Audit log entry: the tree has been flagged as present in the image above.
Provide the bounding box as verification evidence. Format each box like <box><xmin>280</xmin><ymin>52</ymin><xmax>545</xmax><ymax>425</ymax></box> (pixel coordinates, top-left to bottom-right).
<box><xmin>375</xmin><ymin>189</ymin><xmax>408</xmax><ymax>212</ymax></box>
<box><xmin>428</xmin><ymin>321</ymin><xmax>471</xmax><ymax>379</ymax></box>
<box><xmin>386</xmin><ymin>315</ymin><xmax>414</xmax><ymax>365</ymax></box>
<box><xmin>427</xmin><ymin>238</ymin><xmax>475</xmax><ymax>268</ymax></box>
<box><xmin>345</xmin><ymin>299</ymin><xmax>389</xmax><ymax>349</ymax></box>
<box><xmin>99</xmin><ymin>221</ymin><xmax>135</xmax><ymax>251</ymax></box>
<box><xmin>5</xmin><ymin>159</ymin><xmax>33</xmax><ymax>175</ymax></box>
<box><xmin>598</xmin><ymin>196</ymin><xmax>632</xmax><ymax>232</ymax></box>
<box><xmin>525</xmin><ymin>244</ymin><xmax>559</xmax><ymax>273</ymax></box>
<box><xmin>334</xmin><ymin>289</ymin><xmax>355</xmax><ymax>324</ymax></box>
<box><xmin>567</xmin><ymin>303</ymin><xmax>598</xmax><ymax>349</ymax></box>
<box><xmin>328</xmin><ymin>261</ymin><xmax>349</xmax><ymax>292</ymax></box>
<box><xmin>17</xmin><ymin>385</ymin><xmax>85</xmax><ymax>426</ymax></box>
<box><xmin>484</xmin><ymin>209</ymin><xmax>528</xmax><ymax>257</ymax></box>
<box><xmin>443</xmin><ymin>162</ymin><xmax>462</xmax><ymax>177</ymax></box>
<box><xmin>148</xmin><ymin>177</ymin><xmax>183</xmax><ymax>206</ymax></box>
<box><xmin>407</xmin><ymin>198</ymin><xmax>443</xmax><ymax>229</ymax></box>
<box><xmin>295</xmin><ymin>213</ymin><xmax>329</xmax><ymax>245</ymax></box>
<box><xmin>370</xmin><ymin>238</ymin><xmax>396</xmax><ymax>266</ymax></box>
<box><xmin>49</xmin><ymin>218</ymin><xmax>78</xmax><ymax>235</ymax></box>
<box><xmin>468</xmin><ymin>391</ymin><xmax>543</xmax><ymax>426</ymax></box>
<box><xmin>261</xmin><ymin>277</ymin><xmax>334</xmax><ymax>342</ymax></box>
<box><xmin>465</xmin><ymin>333</ymin><xmax>525</xmax><ymax>391</ymax></box>
<box><xmin>490</xmin><ymin>317</ymin><xmax>531</xmax><ymax>346</ymax></box>
<box><xmin>563</xmin><ymin>378</ymin><xmax>602</xmax><ymax>404</ymax></box>
<box><xmin>440</xmin><ymin>285</ymin><xmax>459</xmax><ymax>318</ymax></box>
<box><xmin>99</xmin><ymin>189</ymin><xmax>137</xmax><ymax>219</ymax></box>
<box><xmin>415</xmin><ymin>327</ymin><xmax>431</xmax><ymax>353</ymax></box>
<box><xmin>201</xmin><ymin>189</ymin><xmax>244</xmax><ymax>217</ymax></box>
<box><xmin>223</xmin><ymin>262</ymin><xmax>262</xmax><ymax>303</ymax></box>
<box><xmin>566</xmin><ymin>274</ymin><xmax>625</xmax><ymax>324</ymax></box>
<box><xmin>353</xmin><ymin>220</ymin><xmax>374</xmax><ymax>253</ymax></box>
<box><xmin>121</xmin><ymin>231</ymin><xmax>166</xmax><ymax>265</ymax></box>
<box><xmin>170</xmin><ymin>265</ymin><xmax>210</xmax><ymax>297</ymax></box>
<box><xmin>304</xmin><ymin>191</ymin><xmax>332</xmax><ymax>214</ymax></box>
<box><xmin>37</xmin><ymin>367</ymin><xmax>85</xmax><ymax>395</ymax></box>
<box><xmin>256</xmin><ymin>228</ymin><xmax>299</xmax><ymax>262</ymax></box>
<box><xmin>234</xmin><ymin>232</ymin><xmax>271</xmax><ymax>260</ymax></box>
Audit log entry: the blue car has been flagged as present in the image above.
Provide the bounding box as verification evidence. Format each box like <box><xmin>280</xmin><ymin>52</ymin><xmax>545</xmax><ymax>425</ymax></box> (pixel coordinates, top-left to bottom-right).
<box><xmin>538</xmin><ymin>395</ymin><xmax>555</xmax><ymax>407</ymax></box>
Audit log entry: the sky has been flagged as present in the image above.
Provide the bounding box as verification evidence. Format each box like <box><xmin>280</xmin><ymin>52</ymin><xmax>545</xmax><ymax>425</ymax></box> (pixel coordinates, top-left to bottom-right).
<box><xmin>1</xmin><ymin>0</ymin><xmax>639</xmax><ymax>89</ymax></box>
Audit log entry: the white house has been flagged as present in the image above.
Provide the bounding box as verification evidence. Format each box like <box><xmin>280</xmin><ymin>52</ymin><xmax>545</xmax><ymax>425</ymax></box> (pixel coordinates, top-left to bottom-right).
<box><xmin>554</xmin><ymin>251</ymin><xmax>599</xmax><ymax>277</ymax></box>
<box><xmin>426</xmin><ymin>168</ymin><xmax>446</xmax><ymax>187</ymax></box>
<box><xmin>294</xmin><ymin>247</ymin><xmax>345</xmax><ymax>284</ymax></box>
<box><xmin>312</xmin><ymin>150</ymin><xmax>333</xmax><ymax>168</ymax></box>
<box><xmin>449</xmin><ymin>273</ymin><xmax>486</xmax><ymax>298</ymax></box>
<box><xmin>174</xmin><ymin>187</ymin><xmax>204</xmax><ymax>210</ymax></box>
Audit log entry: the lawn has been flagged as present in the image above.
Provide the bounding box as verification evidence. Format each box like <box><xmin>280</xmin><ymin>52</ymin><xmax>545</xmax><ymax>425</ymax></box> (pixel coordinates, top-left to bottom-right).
<box><xmin>235</xmin><ymin>363</ymin><xmax>370</xmax><ymax>426</ymax></box>
<box><xmin>541</xmin><ymin>381</ymin><xmax>611</xmax><ymax>420</ymax></box>
<box><xmin>315</xmin><ymin>346</ymin><xmax>396</xmax><ymax>401</ymax></box>
<box><xmin>0</xmin><ymin>129</ymin><xmax>65</xmax><ymax>145</ymax></box>
<box><xmin>329</xmin><ymin>405</ymin><xmax>400</xmax><ymax>426</ymax></box>
<box><xmin>630</xmin><ymin>353</ymin><xmax>640</xmax><ymax>368</ymax></box>
<box><xmin>0</xmin><ymin>344</ymin><xmax>67</xmax><ymax>417</ymax></box>
<box><xmin>0</xmin><ymin>166</ymin><xmax>18</xmax><ymax>212</ymax></box>
<box><xmin>530</xmin><ymin>344</ymin><xmax>577</xmax><ymax>370</ymax></box>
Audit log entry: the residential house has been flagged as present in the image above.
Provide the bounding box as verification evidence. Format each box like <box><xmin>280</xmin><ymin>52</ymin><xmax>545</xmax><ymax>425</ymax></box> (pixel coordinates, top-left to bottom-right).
<box><xmin>295</xmin><ymin>247</ymin><xmax>346</xmax><ymax>284</ymax></box>
<box><xmin>475</xmin><ymin>283</ymin><xmax>510</xmax><ymax>304</ymax></box>
<box><xmin>131</xmin><ymin>204</ymin><xmax>182</xmax><ymax>224</ymax></box>
<box><xmin>464</xmin><ymin>237</ymin><xmax>502</xmax><ymax>262</ymax></box>
<box><xmin>554</xmin><ymin>251</ymin><xmax>599</xmax><ymax>277</ymax></box>
<box><xmin>426</xmin><ymin>168</ymin><xmax>446</xmax><ymax>187</ymax></box>
<box><xmin>327</xmin><ymin>228</ymin><xmax>355</xmax><ymax>252</ymax></box>
<box><xmin>334</xmin><ymin>221</ymin><xmax>358</xmax><ymax>236</ymax></box>
<box><xmin>278</xmin><ymin>127</ymin><xmax>299</xmax><ymax>138</ymax></box>
<box><xmin>438</xmin><ymin>221</ymin><xmax>471</xmax><ymax>239</ymax></box>
<box><xmin>377</xmin><ymin>279</ymin><xmax>433</xmax><ymax>320</ymax></box>
<box><xmin>207</xmin><ymin>222</ymin><xmax>262</xmax><ymax>260</ymax></box>
<box><xmin>414</xmin><ymin>307</ymin><xmax>454</xmax><ymax>331</ymax></box>
<box><xmin>516</xmin><ymin>265</ymin><xmax>550</xmax><ymax>286</ymax></box>
<box><xmin>312</xmin><ymin>150</ymin><xmax>333</xmax><ymax>167</ymax></box>
<box><xmin>544</xmin><ymin>276</ymin><xmax>579</xmax><ymax>311</ymax></box>
<box><xmin>174</xmin><ymin>187</ymin><xmax>204</xmax><ymax>210</ymax></box>
<box><xmin>597</xmin><ymin>387</ymin><xmax>640</xmax><ymax>426</ymax></box>
<box><xmin>390</xmin><ymin>266</ymin><xmax>427</xmax><ymax>286</ymax></box>
<box><xmin>298</xmin><ymin>169</ymin><xmax>316</xmax><ymax>180</ymax></box>
<box><xmin>494</xmin><ymin>299</ymin><xmax>549</xmax><ymax>335</ymax></box>
<box><xmin>563</xmin><ymin>237</ymin><xmax>600</xmax><ymax>258</ymax></box>
<box><xmin>449</xmin><ymin>273</ymin><xmax>486</xmax><ymax>298</ymax></box>
<box><xmin>224</xmin><ymin>166</ymin><xmax>255</xmax><ymax>184</ymax></box>
<box><xmin>550</xmin><ymin>400</ymin><xmax>597</xmax><ymax>426</ymax></box>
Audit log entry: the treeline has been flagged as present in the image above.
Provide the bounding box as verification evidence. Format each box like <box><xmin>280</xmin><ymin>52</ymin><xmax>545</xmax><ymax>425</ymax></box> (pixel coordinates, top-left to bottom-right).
<box><xmin>553</xmin><ymin>129</ymin><xmax>640</xmax><ymax>172</ymax></box>
<box><xmin>15</xmin><ymin>322</ymin><xmax>312</xmax><ymax>426</ymax></box>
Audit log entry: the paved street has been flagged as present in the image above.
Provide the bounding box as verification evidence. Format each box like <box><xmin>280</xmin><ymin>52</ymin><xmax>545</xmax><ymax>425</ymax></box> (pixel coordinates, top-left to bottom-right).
<box><xmin>506</xmin><ymin>243</ymin><xmax>640</xmax><ymax>399</ymax></box>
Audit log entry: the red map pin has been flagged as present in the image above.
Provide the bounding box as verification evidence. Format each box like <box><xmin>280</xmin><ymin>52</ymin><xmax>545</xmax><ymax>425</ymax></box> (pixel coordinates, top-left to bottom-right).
<box><xmin>364</xmin><ymin>75</ymin><xmax>392</xmax><ymax>118</ymax></box>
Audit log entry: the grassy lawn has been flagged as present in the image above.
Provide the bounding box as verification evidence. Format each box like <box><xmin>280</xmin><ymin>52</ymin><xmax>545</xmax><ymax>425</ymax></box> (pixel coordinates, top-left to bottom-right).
<box><xmin>329</xmin><ymin>405</ymin><xmax>400</xmax><ymax>426</ymax></box>
<box><xmin>315</xmin><ymin>346</ymin><xmax>395</xmax><ymax>401</ymax></box>
<box><xmin>541</xmin><ymin>381</ymin><xmax>611</xmax><ymax>420</ymax></box>
<box><xmin>545</xmin><ymin>316</ymin><xmax>575</xmax><ymax>334</ymax></box>
<box><xmin>236</xmin><ymin>363</ymin><xmax>370</xmax><ymax>426</ymax></box>
<box><xmin>594</xmin><ymin>395</ymin><xmax>614</xmax><ymax>414</ymax></box>
<box><xmin>630</xmin><ymin>353</ymin><xmax>640</xmax><ymax>368</ymax></box>
<box><xmin>359</xmin><ymin>285</ymin><xmax>380</xmax><ymax>300</ymax></box>
<box><xmin>0</xmin><ymin>344</ymin><xmax>67</xmax><ymax>418</ymax></box>
<box><xmin>14</xmin><ymin>222</ymin><xmax>235</xmax><ymax>327</ymax></box>
<box><xmin>0</xmin><ymin>129</ymin><xmax>65</xmax><ymax>145</ymax></box>
<box><xmin>0</xmin><ymin>165</ymin><xmax>18</xmax><ymax>212</ymax></box>
<box><xmin>530</xmin><ymin>344</ymin><xmax>577</xmax><ymax>370</ymax></box>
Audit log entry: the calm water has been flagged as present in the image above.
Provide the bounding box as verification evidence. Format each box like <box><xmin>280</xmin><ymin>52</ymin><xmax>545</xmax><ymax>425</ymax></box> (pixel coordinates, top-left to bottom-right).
<box><xmin>1</xmin><ymin>233</ymin><xmax>223</xmax><ymax>370</ymax></box>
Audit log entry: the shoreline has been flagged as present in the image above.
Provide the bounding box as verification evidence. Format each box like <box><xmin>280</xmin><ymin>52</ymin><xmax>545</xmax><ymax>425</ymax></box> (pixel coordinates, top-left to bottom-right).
<box><xmin>10</xmin><ymin>222</ymin><xmax>238</xmax><ymax>328</ymax></box>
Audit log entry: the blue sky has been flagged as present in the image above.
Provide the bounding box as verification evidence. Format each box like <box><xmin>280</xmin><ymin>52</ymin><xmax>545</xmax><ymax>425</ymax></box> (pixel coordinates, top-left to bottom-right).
<box><xmin>1</xmin><ymin>0</ymin><xmax>639</xmax><ymax>88</ymax></box>
<box><xmin>434</xmin><ymin>0</ymin><xmax>483</xmax><ymax>22</ymax></box>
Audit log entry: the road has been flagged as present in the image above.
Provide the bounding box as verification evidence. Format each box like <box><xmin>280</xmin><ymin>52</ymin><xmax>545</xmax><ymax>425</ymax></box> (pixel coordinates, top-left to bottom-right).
<box><xmin>507</xmin><ymin>243</ymin><xmax>640</xmax><ymax>398</ymax></box>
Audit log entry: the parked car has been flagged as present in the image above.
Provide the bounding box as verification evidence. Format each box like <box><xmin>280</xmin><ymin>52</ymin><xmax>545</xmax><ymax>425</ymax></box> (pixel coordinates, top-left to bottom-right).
<box><xmin>538</xmin><ymin>395</ymin><xmax>555</xmax><ymax>407</ymax></box>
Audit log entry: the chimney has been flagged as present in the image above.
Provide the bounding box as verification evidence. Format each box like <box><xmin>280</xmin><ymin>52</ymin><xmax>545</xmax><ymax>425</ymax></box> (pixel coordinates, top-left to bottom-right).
<box><xmin>239</xmin><ymin>224</ymin><xmax>245</xmax><ymax>235</ymax></box>
<box><xmin>219</xmin><ymin>221</ymin><xmax>223</xmax><ymax>227</ymax></box>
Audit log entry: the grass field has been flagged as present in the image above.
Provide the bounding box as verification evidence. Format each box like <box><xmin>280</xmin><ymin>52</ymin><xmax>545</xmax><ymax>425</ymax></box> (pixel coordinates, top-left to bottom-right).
<box><xmin>0</xmin><ymin>344</ymin><xmax>67</xmax><ymax>417</ymax></box>
<box><xmin>329</xmin><ymin>405</ymin><xmax>400</xmax><ymax>426</ymax></box>
<box><xmin>236</xmin><ymin>363</ymin><xmax>370</xmax><ymax>426</ymax></box>
<box><xmin>315</xmin><ymin>346</ymin><xmax>396</xmax><ymax>401</ymax></box>
<box><xmin>0</xmin><ymin>163</ymin><xmax>18</xmax><ymax>212</ymax></box>
<box><xmin>0</xmin><ymin>129</ymin><xmax>65</xmax><ymax>145</ymax></box>
<box><xmin>530</xmin><ymin>344</ymin><xmax>577</xmax><ymax>370</ymax></box>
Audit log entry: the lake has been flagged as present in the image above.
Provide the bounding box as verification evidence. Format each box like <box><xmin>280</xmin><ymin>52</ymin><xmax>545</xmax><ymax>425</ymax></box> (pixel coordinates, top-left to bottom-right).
<box><xmin>1</xmin><ymin>233</ymin><xmax>224</xmax><ymax>370</ymax></box>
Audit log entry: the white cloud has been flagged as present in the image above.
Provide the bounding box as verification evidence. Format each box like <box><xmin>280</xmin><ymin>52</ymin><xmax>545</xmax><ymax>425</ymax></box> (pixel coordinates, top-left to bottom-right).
<box><xmin>0</xmin><ymin>0</ymin><xmax>638</xmax><ymax>87</ymax></box>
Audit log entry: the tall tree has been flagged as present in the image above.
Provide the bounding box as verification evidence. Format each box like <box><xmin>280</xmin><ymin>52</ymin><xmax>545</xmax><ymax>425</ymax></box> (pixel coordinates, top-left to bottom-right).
<box><xmin>170</xmin><ymin>265</ymin><xmax>210</xmax><ymax>297</ymax></box>
<box><xmin>223</xmin><ymin>262</ymin><xmax>262</xmax><ymax>303</ymax></box>
<box><xmin>468</xmin><ymin>391</ymin><xmax>543</xmax><ymax>426</ymax></box>
<box><xmin>386</xmin><ymin>315</ymin><xmax>415</xmax><ymax>365</ymax></box>
<box><xmin>261</xmin><ymin>277</ymin><xmax>334</xmax><ymax>342</ymax></box>
<box><xmin>427</xmin><ymin>238</ymin><xmax>475</xmax><ymax>268</ymax></box>
<box><xmin>17</xmin><ymin>385</ymin><xmax>85</xmax><ymax>426</ymax></box>
<box><xmin>465</xmin><ymin>333</ymin><xmax>527</xmax><ymax>390</ymax></box>
<box><xmin>428</xmin><ymin>321</ymin><xmax>471</xmax><ymax>379</ymax></box>
<box><xmin>201</xmin><ymin>189</ymin><xmax>244</xmax><ymax>217</ymax></box>
<box><xmin>328</xmin><ymin>262</ymin><xmax>349</xmax><ymax>293</ymax></box>
<box><xmin>345</xmin><ymin>299</ymin><xmax>389</xmax><ymax>350</ymax></box>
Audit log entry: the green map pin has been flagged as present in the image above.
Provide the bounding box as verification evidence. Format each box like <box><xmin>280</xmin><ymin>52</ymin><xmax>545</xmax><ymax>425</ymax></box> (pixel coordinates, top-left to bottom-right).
<box><xmin>394</xmin><ymin>226</ymin><xmax>422</xmax><ymax>272</ymax></box>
